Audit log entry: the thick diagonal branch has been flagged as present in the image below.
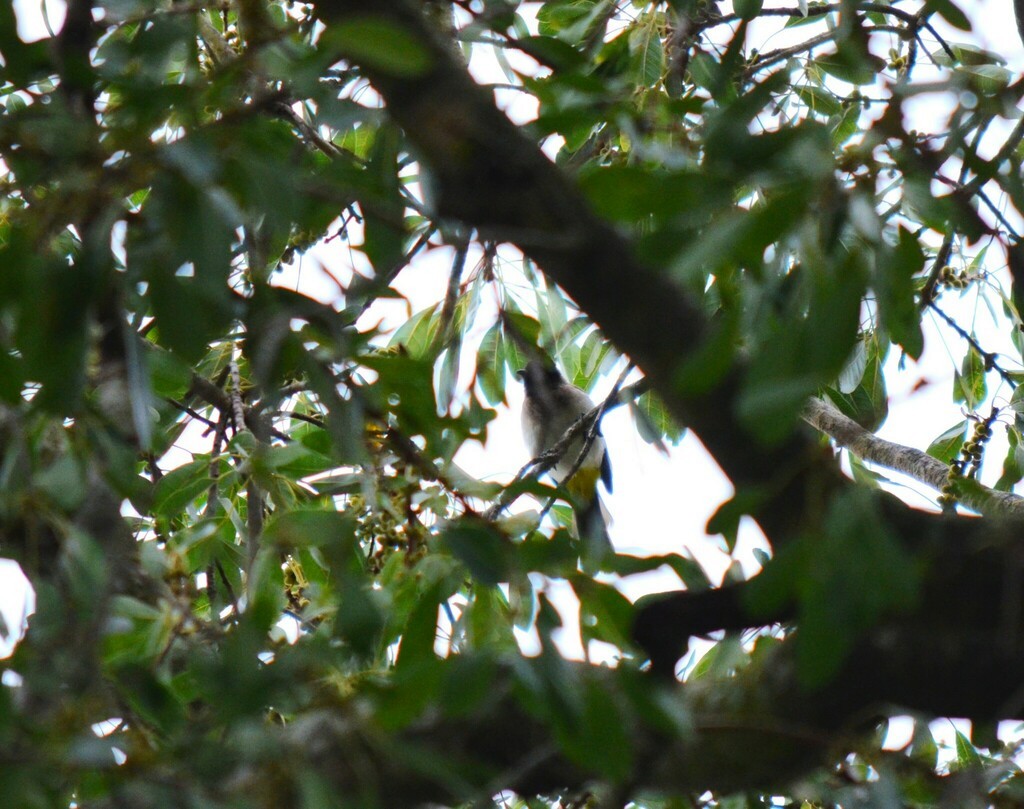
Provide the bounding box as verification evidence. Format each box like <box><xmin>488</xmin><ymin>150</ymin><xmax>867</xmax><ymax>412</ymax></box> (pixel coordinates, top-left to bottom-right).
<box><xmin>803</xmin><ymin>396</ymin><xmax>1024</xmax><ymax>517</ymax></box>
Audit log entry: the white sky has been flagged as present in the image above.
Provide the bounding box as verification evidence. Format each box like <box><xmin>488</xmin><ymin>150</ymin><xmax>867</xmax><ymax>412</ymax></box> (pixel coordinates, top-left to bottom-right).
<box><xmin>4</xmin><ymin>0</ymin><xmax>1024</xmax><ymax>762</ymax></box>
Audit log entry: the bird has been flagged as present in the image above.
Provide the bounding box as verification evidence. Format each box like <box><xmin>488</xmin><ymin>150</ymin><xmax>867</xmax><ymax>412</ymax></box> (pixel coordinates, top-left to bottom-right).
<box><xmin>516</xmin><ymin>360</ymin><xmax>613</xmax><ymax>571</ymax></box>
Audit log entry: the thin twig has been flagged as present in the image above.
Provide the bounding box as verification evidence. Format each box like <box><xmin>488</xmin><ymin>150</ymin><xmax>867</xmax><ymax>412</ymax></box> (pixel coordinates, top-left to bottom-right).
<box><xmin>229</xmin><ymin>361</ymin><xmax>248</xmax><ymax>434</ymax></box>
<box><xmin>919</xmin><ymin>233</ymin><xmax>955</xmax><ymax>308</ymax></box>
<box><xmin>929</xmin><ymin>303</ymin><xmax>1019</xmax><ymax>388</ymax></box>
<box><xmin>432</xmin><ymin>237</ymin><xmax>470</xmax><ymax>354</ymax></box>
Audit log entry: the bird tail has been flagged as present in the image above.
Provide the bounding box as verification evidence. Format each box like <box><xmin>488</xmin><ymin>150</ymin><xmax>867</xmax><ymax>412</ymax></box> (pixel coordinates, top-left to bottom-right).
<box><xmin>576</xmin><ymin>492</ymin><xmax>613</xmax><ymax>574</ymax></box>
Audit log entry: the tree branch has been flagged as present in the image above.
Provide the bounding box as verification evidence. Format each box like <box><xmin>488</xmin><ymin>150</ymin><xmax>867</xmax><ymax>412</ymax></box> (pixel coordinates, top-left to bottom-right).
<box><xmin>802</xmin><ymin>396</ymin><xmax>1024</xmax><ymax>517</ymax></box>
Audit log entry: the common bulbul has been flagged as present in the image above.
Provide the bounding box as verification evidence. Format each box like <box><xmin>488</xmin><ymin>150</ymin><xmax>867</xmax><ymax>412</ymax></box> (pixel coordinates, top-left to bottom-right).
<box><xmin>516</xmin><ymin>360</ymin><xmax>613</xmax><ymax>571</ymax></box>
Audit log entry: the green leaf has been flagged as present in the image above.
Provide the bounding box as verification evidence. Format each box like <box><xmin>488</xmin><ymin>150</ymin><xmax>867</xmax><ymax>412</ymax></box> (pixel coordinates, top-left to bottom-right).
<box><xmin>440</xmin><ymin>518</ymin><xmax>513</xmax><ymax>586</ymax></box>
<box><xmin>360</xmin><ymin>352</ymin><xmax>439</xmax><ymax>442</ymax></box>
<box><xmin>953</xmin><ymin>347</ymin><xmax>987</xmax><ymax>409</ymax></box>
<box><xmin>464</xmin><ymin>586</ymin><xmax>517</xmax><ymax>652</ymax></box>
<box><xmin>910</xmin><ymin>720</ymin><xmax>939</xmax><ymax>769</ymax></box>
<box><xmin>362</xmin><ymin>124</ymin><xmax>406</xmax><ymax>275</ymax></box>
<box><xmin>926</xmin><ymin>420</ymin><xmax>967</xmax><ymax>463</ymax></box>
<box><xmin>327</xmin><ymin>17</ymin><xmax>435</xmax><ymax>78</ymax></box>
<box><xmin>132</xmin><ymin>171</ymin><xmax>240</xmax><ymax>361</ymax></box>
<box><xmin>262</xmin><ymin>508</ymin><xmax>356</xmax><ymax>549</ymax></box>
<box><xmin>837</xmin><ymin>337</ymin><xmax>868</xmax><ymax>394</ymax></box>
<box><xmin>795</xmin><ymin>489</ymin><xmax>920</xmax><ymax>686</ymax></box>
<box><xmin>958</xmin><ymin>64</ymin><xmax>1013</xmax><ymax>92</ymax></box>
<box><xmin>390</xmin><ymin>304</ymin><xmax>441</xmax><ymax>359</ymax></box>
<box><xmin>537</xmin><ymin>0</ymin><xmax>614</xmax><ymax>45</ymax></box>
<box><xmin>830</xmin><ymin>101</ymin><xmax>862</xmax><ymax>146</ymax></box>
<box><xmin>741</xmin><ymin>249</ymin><xmax>867</xmax><ymax>443</ymax></box>
<box><xmin>573</xmin><ymin>576</ymin><xmax>634</xmax><ymax>649</ymax></box>
<box><xmin>923</xmin><ymin>0</ymin><xmax>972</xmax><ymax>31</ymax></box>
<box><xmin>628</xmin><ymin>21</ymin><xmax>665</xmax><ymax>88</ymax></box>
<box><xmin>996</xmin><ymin>426</ymin><xmax>1024</xmax><ymax>491</ymax></box>
<box><xmin>517</xmin><ymin>35</ymin><xmax>587</xmax><ymax>70</ymax></box>
<box><xmin>631</xmin><ymin>389</ymin><xmax>686</xmax><ymax>446</ymax></box>
<box><xmin>824</xmin><ymin>333</ymin><xmax>889</xmax><ymax>431</ymax></box>
<box><xmin>876</xmin><ymin>227</ymin><xmax>925</xmax><ymax>359</ymax></box>
<box><xmin>578</xmin><ymin>166</ymin><xmax>715</xmax><ymax>225</ymax></box>
<box><xmin>932</xmin><ymin>41</ymin><xmax>1006</xmax><ymax>67</ymax></box>
<box><xmin>734</xmin><ymin>0</ymin><xmax>763</xmax><ymax>20</ymax></box>
<box><xmin>502</xmin><ymin>311</ymin><xmax>542</xmax><ymax>370</ymax></box>
<box><xmin>395</xmin><ymin>580</ymin><xmax>447</xmax><ymax>671</ymax></box>
<box><xmin>153</xmin><ymin>458</ymin><xmax>216</xmax><ymax>518</ymax></box>
<box><xmin>706</xmin><ymin>489</ymin><xmax>768</xmax><ymax>552</ymax></box>
<box><xmin>953</xmin><ymin>728</ymin><xmax>982</xmax><ymax>769</ymax></box>
<box><xmin>555</xmin><ymin>672</ymin><xmax>634</xmax><ymax>782</ymax></box>
<box><xmin>476</xmin><ymin>321</ymin><xmax>507</xmax><ymax>405</ymax></box>
<box><xmin>248</xmin><ymin>546</ymin><xmax>285</xmax><ymax>632</ymax></box>
<box><xmin>795</xmin><ymin>84</ymin><xmax>842</xmax><ymax>117</ymax></box>
<box><xmin>814</xmin><ymin>50</ymin><xmax>886</xmax><ymax>85</ymax></box>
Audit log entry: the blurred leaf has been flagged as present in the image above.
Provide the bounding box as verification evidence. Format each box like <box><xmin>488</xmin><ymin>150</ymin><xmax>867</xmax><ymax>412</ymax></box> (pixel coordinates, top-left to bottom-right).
<box><xmin>440</xmin><ymin>518</ymin><xmax>513</xmax><ymax>586</ymax></box>
<box><xmin>573</xmin><ymin>576</ymin><xmax>634</xmax><ymax>649</ymax></box>
<box><xmin>796</xmin><ymin>489</ymin><xmax>920</xmax><ymax>685</ymax></box>
<box><xmin>518</xmin><ymin>35</ymin><xmax>587</xmax><ymax>70</ymax></box>
<box><xmin>876</xmin><ymin>227</ymin><xmax>925</xmax><ymax>360</ymax></box>
<box><xmin>924</xmin><ymin>0</ymin><xmax>972</xmax><ymax>32</ymax></box>
<box><xmin>741</xmin><ymin>249</ymin><xmax>867</xmax><ymax>443</ymax></box>
<box><xmin>814</xmin><ymin>50</ymin><xmax>886</xmax><ymax>85</ymax></box>
<box><xmin>706</xmin><ymin>489</ymin><xmax>768</xmax><ymax>552</ymax></box>
<box><xmin>910</xmin><ymin>720</ymin><xmax>939</xmax><ymax>769</ymax></box>
<box><xmin>996</xmin><ymin>426</ymin><xmax>1024</xmax><ymax>491</ymax></box>
<box><xmin>631</xmin><ymin>388</ymin><xmax>685</xmax><ymax>445</ymax></box>
<box><xmin>932</xmin><ymin>41</ymin><xmax>1004</xmax><ymax>67</ymax></box>
<box><xmin>795</xmin><ymin>84</ymin><xmax>842</xmax><ymax>117</ymax></box>
<box><xmin>362</xmin><ymin>124</ymin><xmax>407</xmax><ymax>275</ymax></box>
<box><xmin>578</xmin><ymin>166</ymin><xmax>719</xmax><ymax>225</ymax></box>
<box><xmin>391</xmin><ymin>304</ymin><xmax>441</xmax><ymax>359</ymax></box>
<box><xmin>263</xmin><ymin>508</ymin><xmax>355</xmax><ymax>549</ymax></box>
<box><xmin>465</xmin><ymin>586</ymin><xmax>517</xmax><ymax>652</ymax></box>
<box><xmin>326</xmin><ymin>18</ymin><xmax>434</xmax><ymax>77</ymax></box>
<box><xmin>734</xmin><ymin>0</ymin><xmax>763</xmax><ymax>20</ymax></box>
<box><xmin>476</xmin><ymin>321</ymin><xmax>507</xmax><ymax>405</ymax></box>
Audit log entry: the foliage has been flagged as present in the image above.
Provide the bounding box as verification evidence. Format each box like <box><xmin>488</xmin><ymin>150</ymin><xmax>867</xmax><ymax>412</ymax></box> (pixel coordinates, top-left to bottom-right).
<box><xmin>2</xmin><ymin>0</ymin><xmax>1024</xmax><ymax>807</ymax></box>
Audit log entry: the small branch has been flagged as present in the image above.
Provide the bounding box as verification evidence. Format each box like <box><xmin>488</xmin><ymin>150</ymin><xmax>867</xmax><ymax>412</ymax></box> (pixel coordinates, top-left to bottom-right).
<box><xmin>246</xmin><ymin>478</ymin><xmax>264</xmax><ymax>574</ymax></box>
<box><xmin>802</xmin><ymin>396</ymin><xmax>1024</xmax><ymax>516</ymax></box>
<box><xmin>273</xmin><ymin>101</ymin><xmax>344</xmax><ymax>159</ymax></box>
<box><xmin>933</xmin><ymin>173</ymin><xmax>1019</xmax><ymax>240</ymax></box>
<box><xmin>205</xmin><ymin>411</ymin><xmax>229</xmax><ymax>610</ymax></box>
<box><xmin>928</xmin><ymin>303</ymin><xmax>1019</xmax><ymax>388</ymax></box>
<box><xmin>431</xmin><ymin>236</ymin><xmax>470</xmax><ymax>354</ymax></box>
<box><xmin>743</xmin><ymin>28</ymin><xmax>837</xmax><ymax>77</ymax></box>
<box><xmin>229</xmin><ymin>361</ymin><xmax>249</xmax><ymax>434</ymax></box>
<box><xmin>918</xmin><ymin>233</ymin><xmax>955</xmax><ymax>308</ymax></box>
<box><xmin>196</xmin><ymin>11</ymin><xmax>236</xmax><ymax>66</ymax></box>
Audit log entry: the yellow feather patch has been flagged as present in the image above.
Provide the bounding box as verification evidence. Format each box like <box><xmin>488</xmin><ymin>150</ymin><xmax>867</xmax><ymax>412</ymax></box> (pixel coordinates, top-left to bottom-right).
<box><xmin>564</xmin><ymin>466</ymin><xmax>601</xmax><ymax>505</ymax></box>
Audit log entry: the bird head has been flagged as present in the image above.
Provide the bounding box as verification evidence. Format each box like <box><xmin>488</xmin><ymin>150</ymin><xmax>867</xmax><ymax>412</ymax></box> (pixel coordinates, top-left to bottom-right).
<box><xmin>516</xmin><ymin>360</ymin><xmax>564</xmax><ymax>397</ymax></box>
